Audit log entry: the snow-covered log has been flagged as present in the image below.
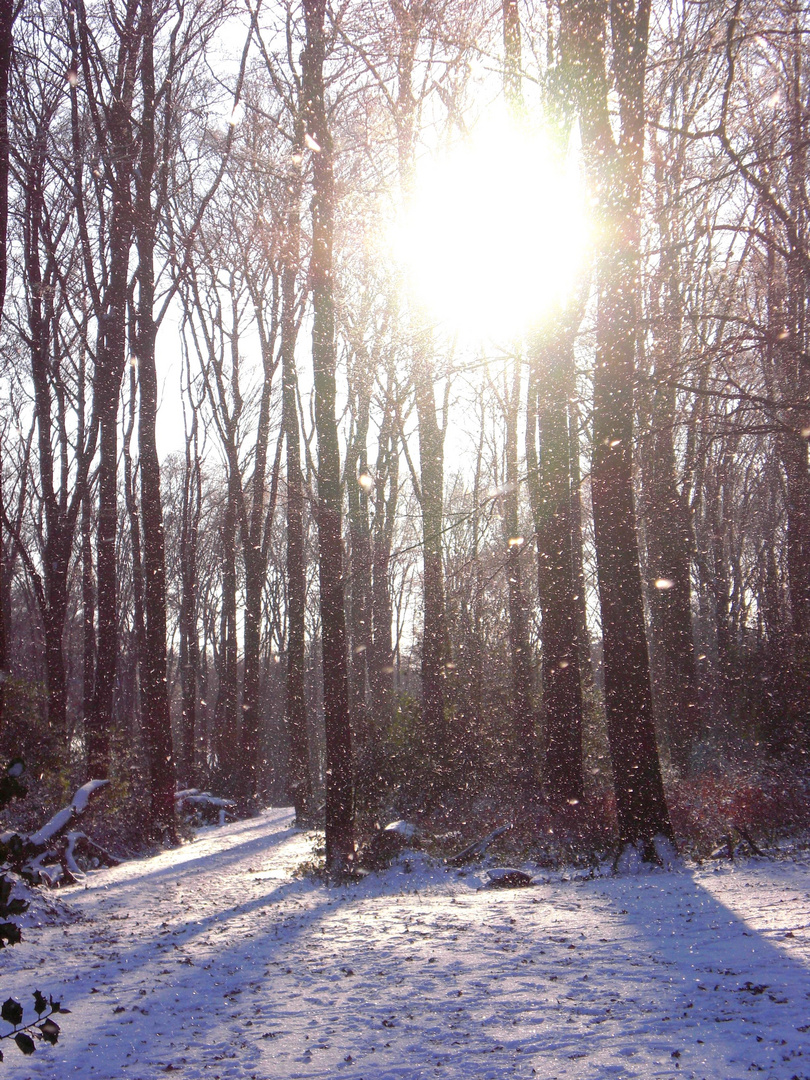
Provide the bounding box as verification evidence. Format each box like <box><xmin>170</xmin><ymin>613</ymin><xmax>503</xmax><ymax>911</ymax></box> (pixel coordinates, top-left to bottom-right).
<box><xmin>445</xmin><ymin>824</ymin><xmax>512</xmax><ymax>867</ymax></box>
<box><xmin>27</xmin><ymin>780</ymin><xmax>110</xmax><ymax>847</ymax></box>
<box><xmin>175</xmin><ymin>789</ymin><xmax>236</xmax><ymax>827</ymax></box>
<box><xmin>1</xmin><ymin>779</ymin><xmax>113</xmax><ymax>887</ymax></box>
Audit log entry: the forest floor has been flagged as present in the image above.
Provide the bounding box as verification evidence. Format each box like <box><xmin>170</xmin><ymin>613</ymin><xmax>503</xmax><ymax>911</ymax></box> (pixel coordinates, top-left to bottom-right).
<box><xmin>1</xmin><ymin>807</ymin><xmax>809</xmax><ymax>1080</ymax></box>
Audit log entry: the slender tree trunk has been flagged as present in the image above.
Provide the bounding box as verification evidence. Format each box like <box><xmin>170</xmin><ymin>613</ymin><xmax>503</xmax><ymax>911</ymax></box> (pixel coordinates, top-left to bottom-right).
<box><xmin>642</xmin><ymin>380</ymin><xmax>699</xmax><ymax>772</ymax></box>
<box><xmin>179</xmin><ymin>419</ymin><xmax>201</xmax><ymax>786</ymax></box>
<box><xmin>72</xmin><ymin>0</ymin><xmax>140</xmax><ymax>780</ymax></box>
<box><xmin>216</xmin><ymin>487</ymin><xmax>240</xmax><ymax>789</ymax></box>
<box><xmin>369</xmin><ymin>399</ymin><xmax>398</xmax><ymax>754</ymax></box>
<box><xmin>414</xmin><ymin>364</ymin><xmax>449</xmax><ymax>768</ymax></box>
<box><xmin>503</xmin><ymin>362</ymin><xmax>537</xmax><ymax>800</ymax></box>
<box><xmin>88</xmin><ymin>192</ymin><xmax>133</xmax><ymax>778</ymax></box>
<box><xmin>568</xmin><ymin>396</ymin><xmax>593</xmax><ymax>691</ymax></box>
<box><xmin>240</xmin><ymin>312</ymin><xmax>279</xmax><ymax>808</ymax></box>
<box><xmin>281</xmin><ymin>119</ymin><xmax>312</xmax><ymax>825</ymax></box>
<box><xmin>123</xmin><ymin>364</ymin><xmax>145</xmax><ymax>741</ymax></box>
<box><xmin>24</xmin><ymin>133</ymin><xmax>71</xmax><ymax>740</ymax></box>
<box><xmin>135</xmin><ymin>0</ymin><xmax>176</xmax><ymax>836</ymax></box>
<box><xmin>640</xmin><ymin>124</ymin><xmax>699</xmax><ymax>773</ymax></box>
<box><xmin>302</xmin><ymin>0</ymin><xmax>354</xmax><ymax>870</ymax></box>
<box><xmin>779</xmin><ymin>17</ymin><xmax>810</xmax><ymax>746</ymax></box>
<box><xmin>81</xmin><ymin>472</ymin><xmax>96</xmax><ymax>735</ymax></box>
<box><xmin>389</xmin><ymin>0</ymin><xmax>450</xmax><ymax>780</ymax></box>
<box><xmin>0</xmin><ymin>0</ymin><xmax>13</xmax><ymax>732</ymax></box>
<box><xmin>346</xmin><ymin>352</ymin><xmax>374</xmax><ymax>815</ymax></box>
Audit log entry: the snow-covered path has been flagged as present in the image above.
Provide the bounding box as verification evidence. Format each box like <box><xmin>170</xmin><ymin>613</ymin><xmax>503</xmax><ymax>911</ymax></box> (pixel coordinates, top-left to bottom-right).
<box><xmin>1</xmin><ymin>808</ymin><xmax>809</xmax><ymax>1080</ymax></box>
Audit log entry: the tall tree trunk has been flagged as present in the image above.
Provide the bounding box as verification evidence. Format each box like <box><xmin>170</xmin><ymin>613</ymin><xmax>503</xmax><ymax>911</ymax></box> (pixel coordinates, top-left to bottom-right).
<box><xmin>280</xmin><ymin>116</ymin><xmax>313</xmax><ymax>825</ymax></box>
<box><xmin>532</xmin><ymin>333</ymin><xmax>585</xmax><ymax>804</ymax></box>
<box><xmin>502</xmin><ymin>362</ymin><xmax>537</xmax><ymax>801</ymax></box>
<box><xmin>178</xmin><ymin>413</ymin><xmax>201</xmax><ymax>786</ymax></box>
<box><xmin>123</xmin><ymin>364</ymin><xmax>145</xmax><ymax>741</ymax></box>
<box><xmin>568</xmin><ymin>395</ymin><xmax>593</xmax><ymax>692</ymax></box>
<box><xmin>24</xmin><ymin>131</ymin><xmax>71</xmax><ymax>740</ymax></box>
<box><xmin>501</xmin><ymin>0</ymin><xmax>535</xmax><ymax>803</ymax></box>
<box><xmin>414</xmin><ymin>363</ymin><xmax>449</xmax><ymax>769</ymax></box>
<box><xmin>640</xmin><ymin>117</ymin><xmax>699</xmax><ymax>773</ymax></box>
<box><xmin>216</xmin><ymin>486</ymin><xmax>240</xmax><ymax>789</ymax></box>
<box><xmin>642</xmin><ymin>378</ymin><xmax>699</xmax><ymax>772</ymax></box>
<box><xmin>81</xmin><ymin>480</ymin><xmax>95</xmax><ymax>735</ymax></box>
<box><xmin>563</xmin><ymin>0</ymin><xmax>673</xmax><ymax>849</ymax></box>
<box><xmin>389</xmin><ymin>0</ymin><xmax>450</xmax><ymax>780</ymax></box>
<box><xmin>0</xmin><ymin>0</ymin><xmax>13</xmax><ymax>732</ymax></box>
<box><xmin>779</xmin><ymin>14</ymin><xmax>810</xmax><ymax>746</ymax></box>
<box><xmin>69</xmin><ymin>0</ymin><xmax>141</xmax><ymax>779</ymax></box>
<box><xmin>239</xmin><ymin>294</ymin><xmax>281</xmax><ymax>808</ymax></box>
<box><xmin>369</xmin><ymin>397</ymin><xmax>399</xmax><ymax>759</ymax></box>
<box><xmin>302</xmin><ymin>0</ymin><xmax>354</xmax><ymax>871</ymax></box>
<box><xmin>135</xmin><ymin>0</ymin><xmax>176</xmax><ymax>836</ymax></box>
<box><xmin>346</xmin><ymin>348</ymin><xmax>374</xmax><ymax>815</ymax></box>
<box><xmin>87</xmin><ymin>154</ymin><xmax>135</xmax><ymax>779</ymax></box>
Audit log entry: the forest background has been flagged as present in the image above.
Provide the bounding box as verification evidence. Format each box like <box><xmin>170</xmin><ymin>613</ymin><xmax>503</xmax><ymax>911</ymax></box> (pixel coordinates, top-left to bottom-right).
<box><xmin>0</xmin><ymin>0</ymin><xmax>809</xmax><ymax>873</ymax></box>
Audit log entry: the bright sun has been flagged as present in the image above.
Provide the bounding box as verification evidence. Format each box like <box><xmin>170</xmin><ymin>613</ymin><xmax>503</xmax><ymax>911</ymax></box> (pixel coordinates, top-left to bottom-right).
<box><xmin>393</xmin><ymin>116</ymin><xmax>589</xmax><ymax>342</ymax></box>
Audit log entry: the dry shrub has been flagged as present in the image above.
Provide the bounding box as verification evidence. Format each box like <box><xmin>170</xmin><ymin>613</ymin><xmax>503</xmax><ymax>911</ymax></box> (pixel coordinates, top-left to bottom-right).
<box><xmin>667</xmin><ymin>765</ymin><xmax>810</xmax><ymax>857</ymax></box>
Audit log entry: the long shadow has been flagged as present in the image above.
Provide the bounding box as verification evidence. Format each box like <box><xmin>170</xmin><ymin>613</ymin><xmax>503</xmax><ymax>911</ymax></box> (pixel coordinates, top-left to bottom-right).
<box><xmin>73</xmin><ymin>818</ymin><xmax>304</xmax><ymax>898</ymax></box>
<box><xmin>19</xmin><ymin>872</ymin><xmax>362</xmax><ymax>1078</ymax></box>
<box><xmin>19</xmin><ymin>834</ymin><xmax>810</xmax><ymax>1080</ymax></box>
<box><xmin>596</xmin><ymin>864</ymin><xmax>810</xmax><ymax>1076</ymax></box>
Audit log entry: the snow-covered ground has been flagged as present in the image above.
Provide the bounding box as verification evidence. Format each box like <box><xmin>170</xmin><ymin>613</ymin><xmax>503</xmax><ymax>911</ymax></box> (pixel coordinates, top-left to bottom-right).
<box><xmin>1</xmin><ymin>807</ymin><xmax>809</xmax><ymax>1080</ymax></box>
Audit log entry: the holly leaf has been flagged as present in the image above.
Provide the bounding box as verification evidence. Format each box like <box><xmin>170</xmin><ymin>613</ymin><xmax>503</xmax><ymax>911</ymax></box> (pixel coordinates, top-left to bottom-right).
<box><xmin>2</xmin><ymin>997</ymin><xmax>23</xmax><ymax>1026</ymax></box>
<box><xmin>14</xmin><ymin>1032</ymin><xmax>35</xmax><ymax>1055</ymax></box>
<box><xmin>39</xmin><ymin>1018</ymin><xmax>59</xmax><ymax>1045</ymax></box>
<box><xmin>33</xmin><ymin>990</ymin><xmax>47</xmax><ymax>1016</ymax></box>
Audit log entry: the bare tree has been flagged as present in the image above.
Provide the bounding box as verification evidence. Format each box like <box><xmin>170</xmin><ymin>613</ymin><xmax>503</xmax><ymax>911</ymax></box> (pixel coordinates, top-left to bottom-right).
<box><xmin>562</xmin><ymin>0</ymin><xmax>673</xmax><ymax>850</ymax></box>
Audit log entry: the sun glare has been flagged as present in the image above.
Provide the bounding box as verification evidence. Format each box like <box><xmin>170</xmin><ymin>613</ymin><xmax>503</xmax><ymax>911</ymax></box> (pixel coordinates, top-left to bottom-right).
<box><xmin>393</xmin><ymin>117</ymin><xmax>589</xmax><ymax>342</ymax></box>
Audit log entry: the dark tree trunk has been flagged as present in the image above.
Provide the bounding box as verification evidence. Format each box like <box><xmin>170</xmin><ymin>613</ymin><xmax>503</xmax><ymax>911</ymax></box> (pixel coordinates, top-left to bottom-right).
<box><xmin>302</xmin><ymin>0</ymin><xmax>354</xmax><ymax>871</ymax></box>
<box><xmin>0</xmin><ymin>0</ymin><xmax>13</xmax><ymax>731</ymax></box>
<box><xmin>216</xmin><ymin>487</ymin><xmax>240</xmax><ymax>789</ymax></box>
<box><xmin>135</xmin><ymin>0</ymin><xmax>176</xmax><ymax>836</ymax></box>
<box><xmin>568</xmin><ymin>396</ymin><xmax>593</xmax><ymax>691</ymax></box>
<box><xmin>178</xmin><ymin>415</ymin><xmax>201</xmax><ymax>787</ymax></box>
<box><xmin>122</xmin><ymin>361</ymin><xmax>145</xmax><ymax>762</ymax></box>
<box><xmin>239</xmin><ymin>292</ymin><xmax>281</xmax><ymax>808</ymax></box>
<box><xmin>642</xmin><ymin>380</ymin><xmax>699</xmax><ymax>772</ymax></box>
<box><xmin>532</xmin><ymin>336</ymin><xmax>584</xmax><ymax>805</ymax></box>
<box><xmin>503</xmin><ymin>361</ymin><xmax>538</xmax><ymax>801</ymax></box>
<box><xmin>640</xmin><ymin>120</ymin><xmax>700</xmax><ymax>773</ymax></box>
<box><xmin>81</xmin><ymin>478</ymin><xmax>96</xmax><ymax>734</ymax></box>
<box><xmin>369</xmin><ymin>399</ymin><xmax>398</xmax><ymax>757</ymax></box>
<box><xmin>414</xmin><ymin>364</ymin><xmax>449</xmax><ymax>769</ymax></box>
<box><xmin>24</xmin><ymin>131</ymin><xmax>71</xmax><ymax>740</ymax></box>
<box><xmin>346</xmin><ymin>349</ymin><xmax>374</xmax><ymax>815</ymax></box>
<box><xmin>68</xmin><ymin>0</ymin><xmax>140</xmax><ymax>779</ymax></box>
<box><xmin>563</xmin><ymin>0</ymin><xmax>673</xmax><ymax>849</ymax></box>
<box><xmin>280</xmin><ymin>114</ymin><xmax>313</xmax><ymax>825</ymax></box>
<box><xmin>389</xmin><ymin>0</ymin><xmax>449</xmax><ymax>780</ymax></box>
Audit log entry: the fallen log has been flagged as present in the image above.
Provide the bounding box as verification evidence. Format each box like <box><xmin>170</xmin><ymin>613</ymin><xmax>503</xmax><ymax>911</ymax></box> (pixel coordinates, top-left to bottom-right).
<box><xmin>445</xmin><ymin>824</ymin><xmax>512</xmax><ymax>867</ymax></box>
<box><xmin>175</xmin><ymin>789</ymin><xmax>236</xmax><ymax>827</ymax></box>
<box><xmin>1</xmin><ymin>779</ymin><xmax>113</xmax><ymax>886</ymax></box>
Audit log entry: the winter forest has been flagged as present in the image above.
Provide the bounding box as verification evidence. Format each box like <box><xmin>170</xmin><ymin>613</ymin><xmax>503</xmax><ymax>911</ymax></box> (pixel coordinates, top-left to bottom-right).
<box><xmin>2</xmin><ymin>0</ymin><xmax>810</xmax><ymax>883</ymax></box>
<box><xmin>3</xmin><ymin>0</ymin><xmax>810</xmax><ymax>1073</ymax></box>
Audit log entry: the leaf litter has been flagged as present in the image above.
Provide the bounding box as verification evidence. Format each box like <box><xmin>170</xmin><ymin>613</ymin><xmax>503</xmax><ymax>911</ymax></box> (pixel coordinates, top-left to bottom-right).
<box><xmin>0</xmin><ymin>807</ymin><xmax>808</xmax><ymax>1079</ymax></box>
